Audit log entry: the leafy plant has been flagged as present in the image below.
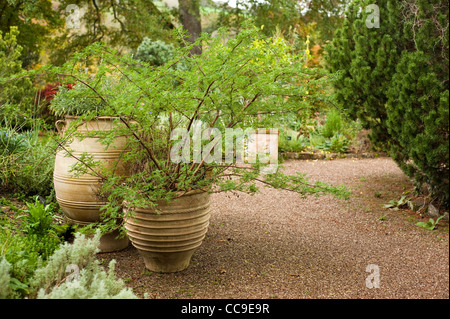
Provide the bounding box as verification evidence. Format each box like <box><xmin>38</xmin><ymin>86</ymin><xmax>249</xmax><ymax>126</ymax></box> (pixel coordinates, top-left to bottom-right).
<box><xmin>135</xmin><ymin>38</ymin><xmax>175</xmax><ymax>67</ymax></box>
<box><xmin>416</xmin><ymin>216</ymin><xmax>444</xmax><ymax>231</ymax></box>
<box><xmin>32</xmin><ymin>24</ymin><xmax>350</xmax><ymax>237</ymax></box>
<box><xmin>20</xmin><ymin>196</ymin><xmax>56</xmax><ymax>236</ymax></box>
<box><xmin>0</xmin><ymin>228</ymin><xmax>62</xmax><ymax>298</ymax></box>
<box><xmin>309</xmin><ymin>131</ymin><xmax>350</xmax><ymax>153</ymax></box>
<box><xmin>383</xmin><ymin>195</ymin><xmax>410</xmax><ymax>210</ymax></box>
<box><xmin>0</xmin><ymin>126</ymin><xmax>56</xmax><ymax>197</ymax></box>
<box><xmin>49</xmin><ymin>82</ymin><xmax>109</xmax><ymax>117</ymax></box>
<box><xmin>0</xmin><ymin>27</ymin><xmax>34</xmax><ymax>129</ymax></box>
<box><xmin>321</xmin><ymin>108</ymin><xmax>343</xmax><ymax>138</ymax></box>
<box><xmin>0</xmin><ymin>193</ymin><xmax>79</xmax><ymax>298</ymax></box>
<box><xmin>278</xmin><ymin>131</ymin><xmax>308</xmax><ymax>152</ymax></box>
<box><xmin>309</xmin><ymin>132</ymin><xmax>326</xmax><ymax>149</ymax></box>
<box><xmin>0</xmin><ymin>231</ymin><xmax>137</xmax><ymax>299</ymax></box>
<box><xmin>37</xmin><ymin>82</ymin><xmax>75</xmax><ymax>127</ymax></box>
<box><xmin>0</xmin><ymin>129</ymin><xmax>30</xmax><ymax>156</ymax></box>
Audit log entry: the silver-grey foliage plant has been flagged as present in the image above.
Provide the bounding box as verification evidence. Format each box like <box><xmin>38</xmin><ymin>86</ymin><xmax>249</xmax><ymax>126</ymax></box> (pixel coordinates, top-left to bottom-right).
<box><xmin>0</xmin><ymin>230</ymin><xmax>137</xmax><ymax>299</ymax></box>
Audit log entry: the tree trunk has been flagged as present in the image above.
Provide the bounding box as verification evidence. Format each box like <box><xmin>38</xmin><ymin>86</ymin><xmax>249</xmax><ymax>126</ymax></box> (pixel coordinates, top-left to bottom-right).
<box><xmin>178</xmin><ymin>0</ymin><xmax>202</xmax><ymax>55</ymax></box>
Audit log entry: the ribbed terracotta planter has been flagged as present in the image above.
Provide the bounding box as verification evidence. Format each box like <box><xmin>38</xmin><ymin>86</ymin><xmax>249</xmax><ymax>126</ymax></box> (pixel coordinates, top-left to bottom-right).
<box><xmin>54</xmin><ymin>116</ymin><xmax>129</xmax><ymax>252</ymax></box>
<box><xmin>124</xmin><ymin>190</ymin><xmax>211</xmax><ymax>273</ymax></box>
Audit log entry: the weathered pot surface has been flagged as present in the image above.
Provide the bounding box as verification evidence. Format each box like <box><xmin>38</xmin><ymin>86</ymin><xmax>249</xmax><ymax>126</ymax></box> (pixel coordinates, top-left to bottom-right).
<box><xmin>54</xmin><ymin>116</ymin><xmax>129</xmax><ymax>252</ymax></box>
<box><xmin>124</xmin><ymin>190</ymin><xmax>211</xmax><ymax>272</ymax></box>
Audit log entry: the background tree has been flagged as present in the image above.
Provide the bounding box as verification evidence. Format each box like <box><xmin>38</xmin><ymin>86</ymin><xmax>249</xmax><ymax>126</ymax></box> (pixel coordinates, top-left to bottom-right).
<box><xmin>178</xmin><ymin>0</ymin><xmax>202</xmax><ymax>55</ymax></box>
<box><xmin>0</xmin><ymin>0</ymin><xmax>63</xmax><ymax>68</ymax></box>
<box><xmin>49</xmin><ymin>0</ymin><xmax>175</xmax><ymax>65</ymax></box>
<box><xmin>325</xmin><ymin>0</ymin><xmax>449</xmax><ymax>208</ymax></box>
<box><xmin>385</xmin><ymin>0</ymin><xmax>449</xmax><ymax>207</ymax></box>
<box><xmin>215</xmin><ymin>0</ymin><xmax>347</xmax><ymax>58</ymax></box>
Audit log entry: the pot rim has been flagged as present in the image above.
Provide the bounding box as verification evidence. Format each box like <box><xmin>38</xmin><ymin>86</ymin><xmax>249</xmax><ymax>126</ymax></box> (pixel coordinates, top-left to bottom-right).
<box><xmin>123</xmin><ymin>188</ymin><xmax>210</xmax><ymax>208</ymax></box>
<box><xmin>63</xmin><ymin>115</ymin><xmax>119</xmax><ymax>120</ymax></box>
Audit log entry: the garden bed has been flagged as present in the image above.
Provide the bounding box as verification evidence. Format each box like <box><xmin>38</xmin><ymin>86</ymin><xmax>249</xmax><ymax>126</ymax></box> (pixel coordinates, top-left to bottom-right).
<box><xmin>280</xmin><ymin>150</ymin><xmax>387</xmax><ymax>161</ymax></box>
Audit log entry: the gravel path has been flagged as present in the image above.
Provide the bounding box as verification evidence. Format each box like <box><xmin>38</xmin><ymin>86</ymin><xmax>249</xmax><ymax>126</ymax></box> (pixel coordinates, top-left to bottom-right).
<box><xmin>100</xmin><ymin>157</ymin><xmax>449</xmax><ymax>299</ymax></box>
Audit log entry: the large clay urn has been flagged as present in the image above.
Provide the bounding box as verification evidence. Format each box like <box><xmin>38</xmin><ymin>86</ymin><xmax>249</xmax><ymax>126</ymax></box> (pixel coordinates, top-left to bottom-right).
<box><xmin>124</xmin><ymin>190</ymin><xmax>211</xmax><ymax>272</ymax></box>
<box><xmin>53</xmin><ymin>116</ymin><xmax>129</xmax><ymax>252</ymax></box>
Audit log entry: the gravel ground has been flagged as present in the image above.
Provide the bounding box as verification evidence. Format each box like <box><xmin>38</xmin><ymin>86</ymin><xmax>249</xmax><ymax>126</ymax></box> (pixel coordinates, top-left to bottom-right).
<box><xmin>99</xmin><ymin>157</ymin><xmax>449</xmax><ymax>299</ymax></box>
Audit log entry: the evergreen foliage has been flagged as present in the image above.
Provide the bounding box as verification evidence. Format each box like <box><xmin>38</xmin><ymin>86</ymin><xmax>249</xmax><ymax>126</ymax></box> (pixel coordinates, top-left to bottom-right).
<box><xmin>0</xmin><ymin>27</ymin><xmax>34</xmax><ymax>128</ymax></box>
<box><xmin>321</xmin><ymin>109</ymin><xmax>343</xmax><ymax>139</ymax></box>
<box><xmin>325</xmin><ymin>0</ymin><xmax>449</xmax><ymax>207</ymax></box>
<box><xmin>0</xmin><ymin>127</ymin><xmax>56</xmax><ymax>197</ymax></box>
<box><xmin>135</xmin><ymin>38</ymin><xmax>175</xmax><ymax>66</ymax></box>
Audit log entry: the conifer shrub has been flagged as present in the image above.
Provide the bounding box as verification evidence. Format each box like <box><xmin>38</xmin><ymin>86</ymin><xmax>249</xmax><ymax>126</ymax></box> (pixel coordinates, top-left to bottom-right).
<box><xmin>321</xmin><ymin>109</ymin><xmax>343</xmax><ymax>139</ymax></box>
<box><xmin>135</xmin><ymin>37</ymin><xmax>175</xmax><ymax>66</ymax></box>
<box><xmin>325</xmin><ymin>0</ymin><xmax>449</xmax><ymax>207</ymax></box>
<box><xmin>0</xmin><ymin>27</ymin><xmax>34</xmax><ymax>130</ymax></box>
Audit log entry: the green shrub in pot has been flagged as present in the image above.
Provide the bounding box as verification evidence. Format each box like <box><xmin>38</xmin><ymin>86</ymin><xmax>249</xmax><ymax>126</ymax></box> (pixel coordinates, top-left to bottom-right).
<box><xmin>35</xmin><ymin>24</ymin><xmax>351</xmax><ymax>270</ymax></box>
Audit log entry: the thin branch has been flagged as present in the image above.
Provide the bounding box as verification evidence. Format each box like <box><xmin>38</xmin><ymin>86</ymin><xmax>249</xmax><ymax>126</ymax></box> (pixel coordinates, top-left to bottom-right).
<box><xmin>226</xmin><ymin>91</ymin><xmax>261</xmax><ymax>128</ymax></box>
<box><xmin>56</xmin><ymin>73</ymin><xmax>165</xmax><ymax>172</ymax></box>
<box><xmin>187</xmin><ymin>79</ymin><xmax>216</xmax><ymax>131</ymax></box>
<box><xmin>110</xmin><ymin>0</ymin><xmax>129</xmax><ymax>34</ymax></box>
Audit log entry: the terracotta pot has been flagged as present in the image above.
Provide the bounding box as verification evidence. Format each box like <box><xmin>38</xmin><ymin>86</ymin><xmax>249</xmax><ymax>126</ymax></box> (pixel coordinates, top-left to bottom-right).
<box><xmin>54</xmin><ymin>116</ymin><xmax>129</xmax><ymax>252</ymax></box>
<box><xmin>245</xmin><ymin>128</ymin><xmax>279</xmax><ymax>174</ymax></box>
<box><xmin>124</xmin><ymin>190</ymin><xmax>211</xmax><ymax>273</ymax></box>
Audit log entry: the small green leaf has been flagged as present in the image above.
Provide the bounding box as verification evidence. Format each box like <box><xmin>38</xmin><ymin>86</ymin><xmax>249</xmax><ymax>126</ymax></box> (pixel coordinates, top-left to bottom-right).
<box><xmin>9</xmin><ymin>277</ymin><xmax>28</xmax><ymax>293</ymax></box>
<box><xmin>416</xmin><ymin>218</ymin><xmax>439</xmax><ymax>231</ymax></box>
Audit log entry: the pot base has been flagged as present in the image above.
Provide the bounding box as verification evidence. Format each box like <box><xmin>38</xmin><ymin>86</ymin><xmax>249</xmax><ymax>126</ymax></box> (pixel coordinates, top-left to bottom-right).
<box><xmin>67</xmin><ymin>217</ymin><xmax>129</xmax><ymax>253</ymax></box>
<box><xmin>54</xmin><ymin>116</ymin><xmax>130</xmax><ymax>254</ymax></box>
<box><xmin>98</xmin><ymin>229</ymin><xmax>130</xmax><ymax>253</ymax></box>
<box><xmin>138</xmin><ymin>250</ymin><xmax>195</xmax><ymax>273</ymax></box>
